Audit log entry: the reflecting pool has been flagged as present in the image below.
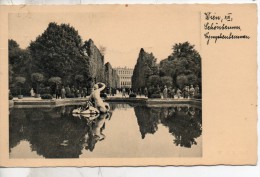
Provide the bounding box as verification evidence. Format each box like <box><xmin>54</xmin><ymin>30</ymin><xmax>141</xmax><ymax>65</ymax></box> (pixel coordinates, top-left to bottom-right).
<box><xmin>9</xmin><ymin>103</ymin><xmax>202</xmax><ymax>158</ymax></box>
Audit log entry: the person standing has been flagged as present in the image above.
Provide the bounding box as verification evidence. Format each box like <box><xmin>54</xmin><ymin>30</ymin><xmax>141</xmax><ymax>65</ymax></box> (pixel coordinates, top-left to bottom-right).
<box><xmin>170</xmin><ymin>87</ymin><xmax>175</xmax><ymax>98</ymax></box>
<box><xmin>55</xmin><ymin>84</ymin><xmax>60</xmax><ymax>99</ymax></box>
<box><xmin>61</xmin><ymin>86</ymin><xmax>66</xmax><ymax>99</ymax></box>
<box><xmin>144</xmin><ymin>87</ymin><xmax>148</xmax><ymax>97</ymax></box>
<box><xmin>183</xmin><ymin>86</ymin><xmax>189</xmax><ymax>99</ymax></box>
<box><xmin>168</xmin><ymin>86</ymin><xmax>172</xmax><ymax>98</ymax></box>
<box><xmin>176</xmin><ymin>88</ymin><xmax>182</xmax><ymax>99</ymax></box>
<box><xmin>122</xmin><ymin>87</ymin><xmax>126</xmax><ymax>98</ymax></box>
<box><xmin>163</xmin><ymin>85</ymin><xmax>168</xmax><ymax>99</ymax></box>
<box><xmin>65</xmin><ymin>85</ymin><xmax>71</xmax><ymax>97</ymax></box>
<box><xmin>30</xmin><ymin>88</ymin><xmax>35</xmax><ymax>97</ymax></box>
<box><xmin>194</xmin><ymin>85</ymin><xmax>200</xmax><ymax>98</ymax></box>
<box><xmin>189</xmin><ymin>85</ymin><xmax>195</xmax><ymax>99</ymax></box>
<box><xmin>71</xmin><ymin>86</ymin><xmax>75</xmax><ymax>98</ymax></box>
<box><xmin>138</xmin><ymin>88</ymin><xmax>142</xmax><ymax>97</ymax></box>
<box><xmin>76</xmin><ymin>89</ymin><xmax>80</xmax><ymax>98</ymax></box>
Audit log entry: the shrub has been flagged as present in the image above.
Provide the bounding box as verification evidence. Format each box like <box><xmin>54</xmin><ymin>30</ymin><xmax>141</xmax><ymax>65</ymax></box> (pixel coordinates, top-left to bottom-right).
<box><xmin>9</xmin><ymin>94</ymin><xmax>13</xmax><ymax>100</ymax></box>
<box><xmin>41</xmin><ymin>87</ymin><xmax>51</xmax><ymax>94</ymax></box>
<box><xmin>41</xmin><ymin>94</ymin><xmax>53</xmax><ymax>99</ymax></box>
<box><xmin>48</xmin><ymin>77</ymin><xmax>62</xmax><ymax>87</ymax></box>
<box><xmin>149</xmin><ymin>94</ymin><xmax>161</xmax><ymax>98</ymax></box>
<box><xmin>31</xmin><ymin>73</ymin><xmax>44</xmax><ymax>94</ymax></box>
<box><xmin>66</xmin><ymin>93</ymin><xmax>75</xmax><ymax>98</ymax></box>
<box><xmin>15</xmin><ymin>76</ymin><xmax>26</xmax><ymax>95</ymax></box>
<box><xmin>129</xmin><ymin>93</ymin><xmax>137</xmax><ymax>98</ymax></box>
<box><xmin>196</xmin><ymin>93</ymin><xmax>202</xmax><ymax>99</ymax></box>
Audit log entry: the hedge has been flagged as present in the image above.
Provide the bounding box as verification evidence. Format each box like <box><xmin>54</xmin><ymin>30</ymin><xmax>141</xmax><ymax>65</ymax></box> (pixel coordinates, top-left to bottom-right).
<box><xmin>149</xmin><ymin>94</ymin><xmax>161</xmax><ymax>98</ymax></box>
<box><xmin>129</xmin><ymin>93</ymin><xmax>137</xmax><ymax>98</ymax></box>
<box><xmin>41</xmin><ymin>94</ymin><xmax>53</xmax><ymax>99</ymax></box>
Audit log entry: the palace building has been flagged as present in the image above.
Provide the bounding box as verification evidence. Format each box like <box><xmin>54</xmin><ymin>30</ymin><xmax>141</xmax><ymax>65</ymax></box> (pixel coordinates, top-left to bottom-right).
<box><xmin>115</xmin><ymin>67</ymin><xmax>133</xmax><ymax>88</ymax></box>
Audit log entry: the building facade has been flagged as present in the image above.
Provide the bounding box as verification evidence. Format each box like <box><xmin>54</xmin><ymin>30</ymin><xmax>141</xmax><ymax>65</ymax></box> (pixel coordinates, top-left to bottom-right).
<box><xmin>115</xmin><ymin>67</ymin><xmax>133</xmax><ymax>88</ymax></box>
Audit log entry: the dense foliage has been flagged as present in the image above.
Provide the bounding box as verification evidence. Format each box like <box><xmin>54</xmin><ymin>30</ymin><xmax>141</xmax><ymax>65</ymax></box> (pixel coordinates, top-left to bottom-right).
<box><xmin>134</xmin><ymin>106</ymin><xmax>202</xmax><ymax>147</ymax></box>
<box><xmin>29</xmin><ymin>22</ymin><xmax>89</xmax><ymax>85</ymax></box>
<box><xmin>160</xmin><ymin>42</ymin><xmax>201</xmax><ymax>88</ymax></box>
<box><xmin>132</xmin><ymin>48</ymin><xmax>158</xmax><ymax>90</ymax></box>
<box><xmin>14</xmin><ymin>76</ymin><xmax>26</xmax><ymax>95</ymax></box>
<box><xmin>132</xmin><ymin>42</ymin><xmax>201</xmax><ymax>97</ymax></box>
<box><xmin>9</xmin><ymin>22</ymin><xmax>119</xmax><ymax>96</ymax></box>
<box><xmin>9</xmin><ymin>40</ymin><xmax>32</xmax><ymax>95</ymax></box>
<box><xmin>31</xmin><ymin>73</ymin><xmax>44</xmax><ymax>94</ymax></box>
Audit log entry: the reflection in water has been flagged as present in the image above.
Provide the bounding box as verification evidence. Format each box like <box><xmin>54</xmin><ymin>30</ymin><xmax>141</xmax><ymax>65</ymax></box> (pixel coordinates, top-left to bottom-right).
<box><xmin>83</xmin><ymin>112</ymin><xmax>112</xmax><ymax>152</ymax></box>
<box><xmin>9</xmin><ymin>106</ymin><xmax>112</xmax><ymax>158</ymax></box>
<box><xmin>134</xmin><ymin>106</ymin><xmax>160</xmax><ymax>139</ymax></box>
<box><xmin>9</xmin><ymin>103</ymin><xmax>202</xmax><ymax>158</ymax></box>
<box><xmin>134</xmin><ymin>106</ymin><xmax>202</xmax><ymax>148</ymax></box>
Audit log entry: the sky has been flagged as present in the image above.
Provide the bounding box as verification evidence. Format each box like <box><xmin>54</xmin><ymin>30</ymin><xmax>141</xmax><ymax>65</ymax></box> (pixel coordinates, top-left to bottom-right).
<box><xmin>8</xmin><ymin>5</ymin><xmax>201</xmax><ymax>68</ymax></box>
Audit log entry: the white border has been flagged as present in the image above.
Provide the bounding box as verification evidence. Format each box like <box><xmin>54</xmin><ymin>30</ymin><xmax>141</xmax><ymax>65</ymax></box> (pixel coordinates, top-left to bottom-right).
<box><xmin>0</xmin><ymin>0</ymin><xmax>258</xmax><ymax>4</ymax></box>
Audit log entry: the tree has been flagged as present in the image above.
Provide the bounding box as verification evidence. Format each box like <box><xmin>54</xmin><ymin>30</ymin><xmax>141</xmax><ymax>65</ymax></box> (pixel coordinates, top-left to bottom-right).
<box><xmin>9</xmin><ymin>65</ymin><xmax>14</xmax><ymax>87</ymax></box>
<box><xmin>160</xmin><ymin>76</ymin><xmax>173</xmax><ymax>88</ymax></box>
<box><xmin>146</xmin><ymin>75</ymin><xmax>161</xmax><ymax>97</ymax></box>
<box><xmin>29</xmin><ymin>22</ymin><xmax>87</xmax><ymax>83</ymax></box>
<box><xmin>176</xmin><ymin>74</ymin><xmax>188</xmax><ymax>89</ymax></box>
<box><xmin>48</xmin><ymin>77</ymin><xmax>62</xmax><ymax>95</ymax></box>
<box><xmin>132</xmin><ymin>48</ymin><xmax>158</xmax><ymax>90</ymax></box>
<box><xmin>15</xmin><ymin>76</ymin><xmax>26</xmax><ymax>95</ymax></box>
<box><xmin>9</xmin><ymin>39</ymin><xmax>32</xmax><ymax>92</ymax></box>
<box><xmin>75</xmin><ymin>74</ymin><xmax>84</xmax><ymax>88</ymax></box>
<box><xmin>159</xmin><ymin>42</ymin><xmax>202</xmax><ymax>88</ymax></box>
<box><xmin>170</xmin><ymin>42</ymin><xmax>201</xmax><ymax>75</ymax></box>
<box><xmin>171</xmin><ymin>42</ymin><xmax>201</xmax><ymax>64</ymax></box>
<box><xmin>82</xmin><ymin>39</ymin><xmax>106</xmax><ymax>87</ymax></box>
<box><xmin>147</xmin><ymin>75</ymin><xmax>161</xmax><ymax>88</ymax></box>
<box><xmin>159</xmin><ymin>59</ymin><xmax>175</xmax><ymax>77</ymax></box>
<box><xmin>9</xmin><ymin>39</ymin><xmax>20</xmax><ymax>65</ymax></box>
<box><xmin>131</xmin><ymin>42</ymin><xmax>201</xmax><ymax>91</ymax></box>
<box><xmin>48</xmin><ymin>77</ymin><xmax>62</xmax><ymax>86</ymax></box>
<box><xmin>31</xmin><ymin>73</ymin><xmax>44</xmax><ymax>94</ymax></box>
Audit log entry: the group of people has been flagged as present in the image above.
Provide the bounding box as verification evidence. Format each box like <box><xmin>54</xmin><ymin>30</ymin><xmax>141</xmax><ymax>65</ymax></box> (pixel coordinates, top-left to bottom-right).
<box><xmin>49</xmin><ymin>85</ymin><xmax>89</xmax><ymax>99</ymax></box>
<box><xmin>130</xmin><ymin>84</ymin><xmax>200</xmax><ymax>99</ymax></box>
<box><xmin>162</xmin><ymin>85</ymin><xmax>200</xmax><ymax>99</ymax></box>
<box><xmin>30</xmin><ymin>82</ymin><xmax>200</xmax><ymax>101</ymax></box>
<box><xmin>117</xmin><ymin>85</ymin><xmax>200</xmax><ymax>99</ymax></box>
<box><xmin>30</xmin><ymin>85</ymin><xmax>90</xmax><ymax>99</ymax></box>
<box><xmin>118</xmin><ymin>87</ymin><xmax>148</xmax><ymax>97</ymax></box>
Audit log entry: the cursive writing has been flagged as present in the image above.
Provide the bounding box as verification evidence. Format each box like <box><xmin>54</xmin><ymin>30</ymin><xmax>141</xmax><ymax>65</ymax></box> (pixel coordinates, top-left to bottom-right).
<box><xmin>203</xmin><ymin>12</ymin><xmax>250</xmax><ymax>45</ymax></box>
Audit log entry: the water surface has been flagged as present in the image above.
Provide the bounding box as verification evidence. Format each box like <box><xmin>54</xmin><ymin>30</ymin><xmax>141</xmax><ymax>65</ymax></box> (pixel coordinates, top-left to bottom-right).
<box><xmin>9</xmin><ymin>103</ymin><xmax>202</xmax><ymax>158</ymax></box>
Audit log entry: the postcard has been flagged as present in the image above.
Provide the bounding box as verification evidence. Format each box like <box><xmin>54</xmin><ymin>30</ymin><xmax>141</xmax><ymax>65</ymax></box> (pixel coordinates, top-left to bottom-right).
<box><xmin>0</xmin><ymin>4</ymin><xmax>257</xmax><ymax>167</ymax></box>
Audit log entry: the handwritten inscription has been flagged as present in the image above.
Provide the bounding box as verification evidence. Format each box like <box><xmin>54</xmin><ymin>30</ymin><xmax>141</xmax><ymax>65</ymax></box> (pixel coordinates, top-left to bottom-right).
<box><xmin>203</xmin><ymin>12</ymin><xmax>250</xmax><ymax>45</ymax></box>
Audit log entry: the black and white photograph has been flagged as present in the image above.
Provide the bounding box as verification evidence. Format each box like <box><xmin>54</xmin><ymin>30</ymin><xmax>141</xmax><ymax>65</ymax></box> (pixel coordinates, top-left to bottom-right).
<box><xmin>1</xmin><ymin>3</ymin><xmax>257</xmax><ymax>168</ymax></box>
<box><xmin>8</xmin><ymin>7</ymin><xmax>202</xmax><ymax>159</ymax></box>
